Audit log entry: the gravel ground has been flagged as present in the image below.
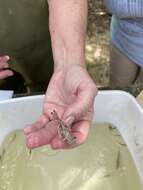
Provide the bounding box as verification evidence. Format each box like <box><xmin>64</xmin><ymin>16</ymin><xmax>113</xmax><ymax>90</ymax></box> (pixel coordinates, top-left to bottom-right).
<box><xmin>86</xmin><ymin>0</ymin><xmax>111</xmax><ymax>87</ymax></box>
<box><xmin>86</xmin><ymin>1</ymin><xmax>143</xmax><ymax>93</ymax></box>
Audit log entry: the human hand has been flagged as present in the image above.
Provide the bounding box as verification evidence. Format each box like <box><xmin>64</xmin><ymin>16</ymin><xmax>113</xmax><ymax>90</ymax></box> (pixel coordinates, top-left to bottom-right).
<box><xmin>24</xmin><ymin>64</ymin><xmax>97</xmax><ymax>149</ymax></box>
<box><xmin>0</xmin><ymin>56</ymin><xmax>13</xmax><ymax>79</ymax></box>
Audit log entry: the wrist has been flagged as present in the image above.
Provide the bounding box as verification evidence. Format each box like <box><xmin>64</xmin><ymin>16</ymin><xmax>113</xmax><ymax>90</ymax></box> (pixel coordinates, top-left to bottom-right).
<box><xmin>54</xmin><ymin>52</ymin><xmax>86</xmax><ymax>72</ymax></box>
<box><xmin>54</xmin><ymin>61</ymin><xmax>86</xmax><ymax>72</ymax></box>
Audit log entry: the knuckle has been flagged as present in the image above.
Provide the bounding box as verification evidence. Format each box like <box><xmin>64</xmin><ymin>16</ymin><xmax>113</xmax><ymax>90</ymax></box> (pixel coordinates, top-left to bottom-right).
<box><xmin>38</xmin><ymin>115</ymin><xmax>48</xmax><ymax>125</ymax></box>
<box><xmin>43</xmin><ymin>108</ymin><xmax>52</xmax><ymax>119</ymax></box>
<box><xmin>0</xmin><ymin>62</ymin><xmax>5</xmax><ymax>67</ymax></box>
<box><xmin>0</xmin><ymin>57</ymin><xmax>5</xmax><ymax>62</ymax></box>
<box><xmin>88</xmin><ymin>82</ymin><xmax>98</xmax><ymax>98</ymax></box>
<box><xmin>0</xmin><ymin>62</ymin><xmax>8</xmax><ymax>69</ymax></box>
<box><xmin>91</xmin><ymin>83</ymin><xmax>98</xmax><ymax>96</ymax></box>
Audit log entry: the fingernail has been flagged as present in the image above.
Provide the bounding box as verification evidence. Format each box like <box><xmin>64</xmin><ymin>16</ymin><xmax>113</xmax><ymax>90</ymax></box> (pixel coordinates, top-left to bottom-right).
<box><xmin>5</xmin><ymin>56</ymin><xmax>10</xmax><ymax>60</ymax></box>
<box><xmin>24</xmin><ymin>126</ymin><xmax>31</xmax><ymax>134</ymax></box>
<box><xmin>4</xmin><ymin>64</ymin><xmax>9</xmax><ymax>68</ymax></box>
<box><xmin>64</xmin><ymin>115</ymin><xmax>75</xmax><ymax>126</ymax></box>
<box><xmin>8</xmin><ymin>72</ymin><xmax>13</xmax><ymax>76</ymax></box>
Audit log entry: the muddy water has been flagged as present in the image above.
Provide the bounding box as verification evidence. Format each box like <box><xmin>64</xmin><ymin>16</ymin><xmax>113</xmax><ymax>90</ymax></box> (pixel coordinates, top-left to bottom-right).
<box><xmin>0</xmin><ymin>124</ymin><xmax>142</xmax><ymax>190</ymax></box>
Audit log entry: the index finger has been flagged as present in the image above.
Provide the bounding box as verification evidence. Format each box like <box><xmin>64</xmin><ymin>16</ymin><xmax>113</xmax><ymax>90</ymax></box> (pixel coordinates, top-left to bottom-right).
<box><xmin>24</xmin><ymin>115</ymin><xmax>49</xmax><ymax>135</ymax></box>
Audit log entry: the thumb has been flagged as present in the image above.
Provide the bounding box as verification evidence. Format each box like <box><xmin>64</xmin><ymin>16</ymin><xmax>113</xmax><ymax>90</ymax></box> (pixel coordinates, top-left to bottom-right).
<box><xmin>63</xmin><ymin>83</ymin><xmax>97</xmax><ymax>124</ymax></box>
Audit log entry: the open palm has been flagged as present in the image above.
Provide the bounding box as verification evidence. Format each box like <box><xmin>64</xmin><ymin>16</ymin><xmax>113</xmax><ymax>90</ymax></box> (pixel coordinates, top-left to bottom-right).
<box><xmin>24</xmin><ymin>65</ymin><xmax>97</xmax><ymax>149</ymax></box>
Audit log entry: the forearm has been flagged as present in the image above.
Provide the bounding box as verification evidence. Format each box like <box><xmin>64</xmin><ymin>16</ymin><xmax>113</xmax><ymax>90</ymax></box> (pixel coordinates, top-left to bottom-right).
<box><xmin>48</xmin><ymin>0</ymin><xmax>87</xmax><ymax>70</ymax></box>
<box><xmin>104</xmin><ymin>0</ymin><xmax>143</xmax><ymax>18</ymax></box>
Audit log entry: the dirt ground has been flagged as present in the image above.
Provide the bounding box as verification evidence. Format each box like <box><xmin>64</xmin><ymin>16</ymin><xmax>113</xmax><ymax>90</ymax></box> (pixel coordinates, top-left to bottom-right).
<box><xmin>86</xmin><ymin>0</ymin><xmax>111</xmax><ymax>87</ymax></box>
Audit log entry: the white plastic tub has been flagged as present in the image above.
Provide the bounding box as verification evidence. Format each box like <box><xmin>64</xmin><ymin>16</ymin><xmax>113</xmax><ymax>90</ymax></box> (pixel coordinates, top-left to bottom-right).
<box><xmin>0</xmin><ymin>90</ymin><xmax>143</xmax><ymax>183</ymax></box>
<box><xmin>0</xmin><ymin>90</ymin><xmax>13</xmax><ymax>101</ymax></box>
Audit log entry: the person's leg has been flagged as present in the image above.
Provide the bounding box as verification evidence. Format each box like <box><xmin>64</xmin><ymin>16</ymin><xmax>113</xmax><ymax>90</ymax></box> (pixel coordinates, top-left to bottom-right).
<box><xmin>136</xmin><ymin>69</ymin><xmax>143</xmax><ymax>84</ymax></box>
<box><xmin>110</xmin><ymin>43</ymin><xmax>140</xmax><ymax>87</ymax></box>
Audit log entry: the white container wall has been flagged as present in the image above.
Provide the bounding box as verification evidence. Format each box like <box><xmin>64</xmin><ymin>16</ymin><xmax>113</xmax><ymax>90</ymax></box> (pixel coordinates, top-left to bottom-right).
<box><xmin>0</xmin><ymin>91</ymin><xmax>143</xmax><ymax>183</ymax></box>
